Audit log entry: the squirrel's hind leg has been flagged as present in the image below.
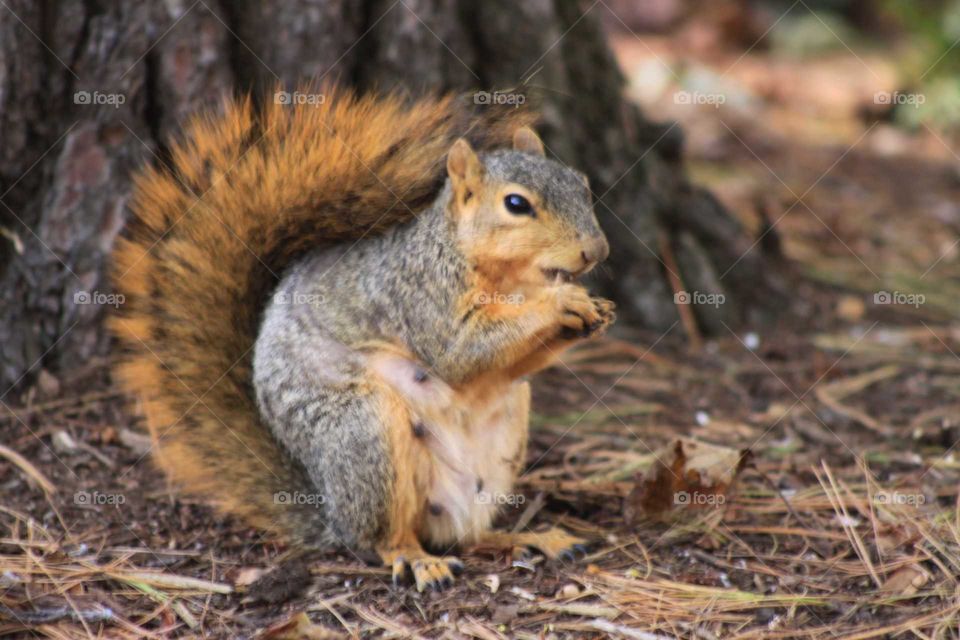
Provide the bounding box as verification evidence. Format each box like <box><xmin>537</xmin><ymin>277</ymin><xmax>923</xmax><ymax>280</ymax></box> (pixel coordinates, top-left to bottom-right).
<box><xmin>369</xmin><ymin>378</ymin><xmax>465</xmax><ymax>591</ymax></box>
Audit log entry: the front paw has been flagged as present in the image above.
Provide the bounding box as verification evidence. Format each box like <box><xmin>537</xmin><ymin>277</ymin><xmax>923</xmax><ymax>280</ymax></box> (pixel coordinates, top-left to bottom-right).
<box><xmin>558</xmin><ymin>289</ymin><xmax>615</xmax><ymax>340</ymax></box>
<box><xmin>592</xmin><ymin>297</ymin><xmax>616</xmax><ymax>331</ymax></box>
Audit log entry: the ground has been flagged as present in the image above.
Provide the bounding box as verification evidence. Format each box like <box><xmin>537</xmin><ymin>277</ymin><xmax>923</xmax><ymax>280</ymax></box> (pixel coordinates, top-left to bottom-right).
<box><xmin>3</xmin><ymin>20</ymin><xmax>960</xmax><ymax>640</ymax></box>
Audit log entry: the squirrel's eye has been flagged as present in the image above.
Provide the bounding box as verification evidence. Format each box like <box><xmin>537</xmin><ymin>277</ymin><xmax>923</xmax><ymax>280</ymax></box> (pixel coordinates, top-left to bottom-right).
<box><xmin>504</xmin><ymin>194</ymin><xmax>534</xmax><ymax>216</ymax></box>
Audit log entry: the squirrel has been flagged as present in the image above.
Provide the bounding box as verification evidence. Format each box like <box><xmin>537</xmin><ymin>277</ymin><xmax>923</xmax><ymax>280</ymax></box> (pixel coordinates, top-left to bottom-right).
<box><xmin>110</xmin><ymin>86</ymin><xmax>614</xmax><ymax>591</ymax></box>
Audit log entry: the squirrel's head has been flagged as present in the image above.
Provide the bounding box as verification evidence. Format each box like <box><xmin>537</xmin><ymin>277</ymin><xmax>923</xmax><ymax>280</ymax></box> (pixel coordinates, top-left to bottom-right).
<box><xmin>445</xmin><ymin>127</ymin><xmax>609</xmax><ymax>288</ymax></box>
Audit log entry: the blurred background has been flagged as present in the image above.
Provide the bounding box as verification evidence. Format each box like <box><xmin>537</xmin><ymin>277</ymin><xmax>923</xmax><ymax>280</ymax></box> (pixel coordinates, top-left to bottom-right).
<box><xmin>606</xmin><ymin>0</ymin><xmax>960</xmax><ymax>330</ymax></box>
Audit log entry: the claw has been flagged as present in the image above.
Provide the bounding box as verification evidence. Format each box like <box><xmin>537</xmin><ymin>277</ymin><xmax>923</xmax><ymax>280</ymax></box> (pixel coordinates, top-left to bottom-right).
<box><xmin>381</xmin><ymin>546</ymin><xmax>463</xmax><ymax>591</ymax></box>
<box><xmin>401</xmin><ymin>556</ymin><xmax>462</xmax><ymax>592</ymax></box>
<box><xmin>391</xmin><ymin>557</ymin><xmax>407</xmax><ymax>587</ymax></box>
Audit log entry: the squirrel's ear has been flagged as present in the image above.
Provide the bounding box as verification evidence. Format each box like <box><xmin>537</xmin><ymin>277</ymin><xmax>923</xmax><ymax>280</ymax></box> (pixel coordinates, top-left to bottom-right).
<box><xmin>512</xmin><ymin>126</ymin><xmax>545</xmax><ymax>157</ymax></box>
<box><xmin>447</xmin><ymin>138</ymin><xmax>483</xmax><ymax>187</ymax></box>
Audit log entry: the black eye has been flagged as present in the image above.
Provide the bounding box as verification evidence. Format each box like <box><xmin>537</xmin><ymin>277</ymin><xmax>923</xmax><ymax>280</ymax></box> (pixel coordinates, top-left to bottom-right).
<box><xmin>504</xmin><ymin>194</ymin><xmax>534</xmax><ymax>216</ymax></box>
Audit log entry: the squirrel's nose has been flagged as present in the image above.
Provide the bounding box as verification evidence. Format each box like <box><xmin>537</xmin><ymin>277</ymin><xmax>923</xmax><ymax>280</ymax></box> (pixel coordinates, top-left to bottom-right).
<box><xmin>580</xmin><ymin>235</ymin><xmax>609</xmax><ymax>266</ymax></box>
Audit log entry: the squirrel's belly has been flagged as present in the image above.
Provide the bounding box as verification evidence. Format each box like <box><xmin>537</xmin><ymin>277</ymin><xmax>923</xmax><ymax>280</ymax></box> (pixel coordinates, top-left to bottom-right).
<box><xmin>417</xmin><ymin>380</ymin><xmax>530</xmax><ymax>548</ymax></box>
<box><xmin>367</xmin><ymin>350</ymin><xmax>530</xmax><ymax>548</ymax></box>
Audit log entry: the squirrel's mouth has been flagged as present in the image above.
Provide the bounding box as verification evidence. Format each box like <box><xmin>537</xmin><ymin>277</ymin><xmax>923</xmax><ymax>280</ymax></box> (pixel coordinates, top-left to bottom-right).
<box><xmin>542</xmin><ymin>268</ymin><xmax>577</xmax><ymax>284</ymax></box>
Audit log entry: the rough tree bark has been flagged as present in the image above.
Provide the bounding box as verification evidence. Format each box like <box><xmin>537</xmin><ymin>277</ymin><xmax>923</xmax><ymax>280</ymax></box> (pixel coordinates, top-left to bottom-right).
<box><xmin>0</xmin><ymin>0</ymin><xmax>785</xmax><ymax>391</ymax></box>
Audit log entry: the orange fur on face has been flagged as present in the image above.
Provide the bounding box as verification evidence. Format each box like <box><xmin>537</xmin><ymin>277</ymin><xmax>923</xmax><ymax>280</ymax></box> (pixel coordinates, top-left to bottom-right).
<box><xmin>446</xmin><ymin>136</ymin><xmax>589</xmax><ymax>293</ymax></box>
<box><xmin>451</xmin><ymin>185</ymin><xmax>588</xmax><ymax>302</ymax></box>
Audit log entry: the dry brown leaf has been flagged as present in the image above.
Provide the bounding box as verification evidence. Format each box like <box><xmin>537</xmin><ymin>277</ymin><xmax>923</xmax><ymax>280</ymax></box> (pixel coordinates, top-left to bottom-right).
<box><xmin>880</xmin><ymin>564</ymin><xmax>929</xmax><ymax>596</ymax></box>
<box><xmin>623</xmin><ymin>438</ymin><xmax>751</xmax><ymax>521</ymax></box>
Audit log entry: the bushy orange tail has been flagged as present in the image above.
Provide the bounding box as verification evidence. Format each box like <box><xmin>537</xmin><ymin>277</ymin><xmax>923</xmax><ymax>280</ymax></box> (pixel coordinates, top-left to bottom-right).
<box><xmin>109</xmin><ymin>86</ymin><xmax>533</xmax><ymax>541</ymax></box>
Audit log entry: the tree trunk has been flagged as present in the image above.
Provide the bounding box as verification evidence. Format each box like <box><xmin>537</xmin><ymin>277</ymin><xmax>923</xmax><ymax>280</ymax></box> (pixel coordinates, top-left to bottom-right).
<box><xmin>0</xmin><ymin>0</ymin><xmax>786</xmax><ymax>392</ymax></box>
